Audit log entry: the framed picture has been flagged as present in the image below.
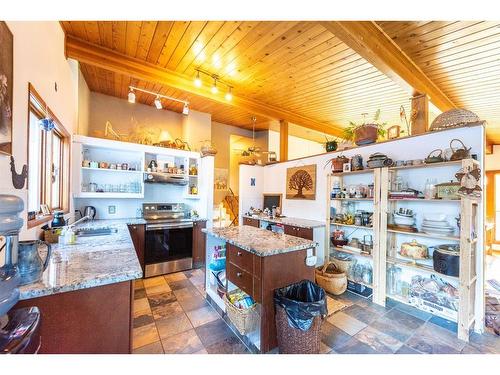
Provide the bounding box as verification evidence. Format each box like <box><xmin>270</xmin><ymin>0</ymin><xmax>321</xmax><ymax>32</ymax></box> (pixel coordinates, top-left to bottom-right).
<box><xmin>0</xmin><ymin>22</ymin><xmax>13</xmax><ymax>155</ymax></box>
<box><xmin>343</xmin><ymin>163</ymin><xmax>351</xmax><ymax>172</ymax></box>
<box><xmin>40</xmin><ymin>204</ymin><xmax>51</xmax><ymax>216</ymax></box>
<box><xmin>387</xmin><ymin>125</ymin><xmax>401</xmax><ymax>140</ymax></box>
<box><xmin>286</xmin><ymin>164</ymin><xmax>316</xmax><ymax>200</ymax></box>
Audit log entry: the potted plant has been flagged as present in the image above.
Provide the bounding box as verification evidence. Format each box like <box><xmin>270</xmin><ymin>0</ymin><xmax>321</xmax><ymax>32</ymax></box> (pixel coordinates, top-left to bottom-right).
<box><xmin>324</xmin><ymin>135</ymin><xmax>338</xmax><ymax>152</ymax></box>
<box><xmin>343</xmin><ymin>110</ymin><xmax>387</xmax><ymax>146</ymax></box>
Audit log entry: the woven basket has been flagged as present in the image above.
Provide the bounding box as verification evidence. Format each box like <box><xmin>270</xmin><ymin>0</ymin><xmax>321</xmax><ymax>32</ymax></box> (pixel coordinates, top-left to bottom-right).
<box><xmin>331</xmin><ymin>256</ymin><xmax>352</xmax><ymax>273</ymax></box>
<box><xmin>44</xmin><ymin>228</ymin><xmax>62</xmax><ymax>244</ymax></box>
<box><xmin>315</xmin><ymin>262</ymin><xmax>347</xmax><ymax>295</ymax></box>
<box><xmin>430</xmin><ymin>109</ymin><xmax>484</xmax><ymax>131</ymax></box>
<box><xmin>275</xmin><ymin>305</ymin><xmax>323</xmax><ymax>354</ymax></box>
<box><xmin>224</xmin><ymin>292</ymin><xmax>259</xmax><ymax>336</ymax></box>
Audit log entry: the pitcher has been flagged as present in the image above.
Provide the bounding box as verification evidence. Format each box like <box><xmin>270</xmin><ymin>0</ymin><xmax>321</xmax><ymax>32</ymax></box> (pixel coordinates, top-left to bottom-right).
<box><xmin>17</xmin><ymin>240</ymin><xmax>52</xmax><ymax>285</ymax></box>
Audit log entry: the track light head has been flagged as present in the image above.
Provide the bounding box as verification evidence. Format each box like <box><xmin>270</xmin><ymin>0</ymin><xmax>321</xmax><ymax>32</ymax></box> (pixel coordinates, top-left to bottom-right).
<box><xmin>225</xmin><ymin>87</ymin><xmax>233</xmax><ymax>101</ymax></box>
<box><xmin>128</xmin><ymin>88</ymin><xmax>136</xmax><ymax>104</ymax></box>
<box><xmin>194</xmin><ymin>71</ymin><xmax>202</xmax><ymax>87</ymax></box>
<box><xmin>154</xmin><ymin>96</ymin><xmax>162</xmax><ymax>110</ymax></box>
<box><xmin>211</xmin><ymin>78</ymin><xmax>218</xmax><ymax>94</ymax></box>
<box><xmin>182</xmin><ymin>103</ymin><xmax>189</xmax><ymax>116</ymax></box>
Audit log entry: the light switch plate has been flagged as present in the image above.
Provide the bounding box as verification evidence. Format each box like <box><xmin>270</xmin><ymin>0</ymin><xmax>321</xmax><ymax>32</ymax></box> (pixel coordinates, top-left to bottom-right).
<box><xmin>108</xmin><ymin>205</ymin><xmax>116</xmax><ymax>215</ymax></box>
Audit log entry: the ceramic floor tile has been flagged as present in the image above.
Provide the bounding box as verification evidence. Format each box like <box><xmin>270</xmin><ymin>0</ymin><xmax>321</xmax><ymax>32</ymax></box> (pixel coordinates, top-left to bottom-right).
<box><xmin>173</xmin><ymin>286</ymin><xmax>201</xmax><ymax>301</ymax></box>
<box><xmin>133</xmin><ymin>323</ymin><xmax>160</xmax><ymax>350</ymax></box>
<box><xmin>405</xmin><ymin>323</ymin><xmax>465</xmax><ymax>354</ymax></box>
<box><xmin>132</xmin><ymin>340</ymin><xmax>164</xmax><ymax>354</ymax></box>
<box><xmin>327</xmin><ymin>311</ymin><xmax>367</xmax><ymax>336</ymax></box>
<box><xmin>133</xmin><ymin>298</ymin><xmax>151</xmax><ymax>316</ymax></box>
<box><xmin>134</xmin><ymin>288</ymin><xmax>146</xmax><ymax>300</ymax></box>
<box><xmin>155</xmin><ymin>312</ymin><xmax>193</xmax><ymax>340</ymax></box>
<box><xmin>133</xmin><ymin>311</ymin><xmax>155</xmax><ymax>329</ymax></box>
<box><xmin>395</xmin><ymin>345</ymin><xmax>421</xmax><ymax>354</ymax></box>
<box><xmin>320</xmin><ymin>321</ymin><xmax>353</xmax><ymax>350</ymax></box>
<box><xmin>336</xmin><ymin>337</ymin><xmax>380</xmax><ymax>354</ymax></box>
<box><xmin>394</xmin><ymin>302</ymin><xmax>432</xmax><ymax>322</ymax></box>
<box><xmin>186</xmin><ymin>305</ymin><xmax>220</xmax><ymax>328</ymax></box>
<box><xmin>147</xmin><ymin>291</ymin><xmax>177</xmax><ymax>308</ymax></box>
<box><xmin>428</xmin><ymin>315</ymin><xmax>458</xmax><ymax>333</ymax></box>
<box><xmin>151</xmin><ymin>301</ymin><xmax>184</xmax><ymax>320</ymax></box>
<box><xmin>342</xmin><ymin>304</ymin><xmax>381</xmax><ymax>325</ymax></box>
<box><xmin>176</xmin><ymin>291</ymin><xmax>209</xmax><ymax>312</ymax></box>
<box><xmin>468</xmin><ymin>331</ymin><xmax>500</xmax><ymax>354</ymax></box>
<box><xmin>161</xmin><ymin>329</ymin><xmax>204</xmax><ymax>354</ymax></box>
<box><xmin>205</xmin><ymin>335</ymin><xmax>249</xmax><ymax>354</ymax></box>
<box><xmin>382</xmin><ymin>308</ymin><xmax>426</xmax><ymax>330</ymax></box>
<box><xmin>143</xmin><ymin>276</ymin><xmax>167</xmax><ymax>288</ymax></box>
<box><xmin>190</xmin><ymin>275</ymin><xmax>206</xmax><ymax>287</ymax></box>
<box><xmin>168</xmin><ymin>279</ymin><xmax>197</xmax><ymax>291</ymax></box>
<box><xmin>369</xmin><ymin>309</ymin><xmax>423</xmax><ymax>343</ymax></box>
<box><xmin>145</xmin><ymin>283</ymin><xmax>172</xmax><ymax>296</ymax></box>
<box><xmin>326</xmin><ymin>296</ymin><xmax>348</xmax><ymax>316</ymax></box>
<box><xmin>134</xmin><ymin>279</ymin><xmax>144</xmax><ymax>290</ymax></box>
<box><xmin>320</xmin><ymin>342</ymin><xmax>332</xmax><ymax>354</ymax></box>
<box><xmin>195</xmin><ymin>318</ymin><xmax>236</xmax><ymax>348</ymax></box>
<box><xmin>354</xmin><ymin>326</ymin><xmax>404</xmax><ymax>354</ymax></box>
<box><xmin>164</xmin><ymin>272</ymin><xmax>187</xmax><ymax>283</ymax></box>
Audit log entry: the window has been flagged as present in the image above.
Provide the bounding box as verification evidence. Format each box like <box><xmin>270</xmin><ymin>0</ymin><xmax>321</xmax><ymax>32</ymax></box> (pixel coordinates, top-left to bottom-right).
<box><xmin>27</xmin><ymin>84</ymin><xmax>70</xmax><ymax>227</ymax></box>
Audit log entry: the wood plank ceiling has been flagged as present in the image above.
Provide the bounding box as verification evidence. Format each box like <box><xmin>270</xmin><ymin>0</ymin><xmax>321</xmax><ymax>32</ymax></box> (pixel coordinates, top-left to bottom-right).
<box><xmin>377</xmin><ymin>21</ymin><xmax>500</xmax><ymax>143</ymax></box>
<box><xmin>60</xmin><ymin>21</ymin><xmax>410</xmax><ymax>135</ymax></box>
<box><xmin>61</xmin><ymin>21</ymin><xmax>500</xmax><ymax>142</ymax></box>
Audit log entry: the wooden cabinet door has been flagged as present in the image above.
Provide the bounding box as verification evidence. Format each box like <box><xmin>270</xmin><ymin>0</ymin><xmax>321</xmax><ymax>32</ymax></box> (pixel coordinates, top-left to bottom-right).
<box><xmin>298</xmin><ymin>227</ymin><xmax>314</xmax><ymax>240</ymax></box>
<box><xmin>192</xmin><ymin>220</ymin><xmax>207</xmax><ymax>267</ymax></box>
<box><xmin>284</xmin><ymin>224</ymin><xmax>299</xmax><ymax>236</ymax></box>
<box><xmin>243</xmin><ymin>217</ymin><xmax>259</xmax><ymax>227</ymax></box>
<box><xmin>127</xmin><ymin>224</ymin><xmax>145</xmax><ymax>275</ymax></box>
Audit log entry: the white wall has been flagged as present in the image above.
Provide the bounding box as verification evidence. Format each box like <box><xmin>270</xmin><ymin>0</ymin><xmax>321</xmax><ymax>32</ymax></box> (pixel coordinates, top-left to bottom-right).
<box><xmin>238</xmin><ymin>165</ymin><xmax>264</xmax><ymax>223</ymax></box>
<box><xmin>268</xmin><ymin>130</ymin><xmax>325</xmax><ymax>161</ymax></box>
<box><xmin>77</xmin><ymin>69</ymin><xmax>90</xmax><ymax>135</ymax></box>
<box><xmin>182</xmin><ymin>110</ymin><xmax>211</xmax><ymax>152</ymax></box>
<box><xmin>485</xmin><ymin>145</ymin><xmax>500</xmax><ymax>171</ymax></box>
<box><xmin>0</xmin><ymin>21</ymin><xmax>78</xmax><ymax>240</ymax></box>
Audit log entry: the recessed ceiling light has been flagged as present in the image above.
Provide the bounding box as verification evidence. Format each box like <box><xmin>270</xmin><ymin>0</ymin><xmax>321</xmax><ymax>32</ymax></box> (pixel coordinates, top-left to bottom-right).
<box><xmin>154</xmin><ymin>96</ymin><xmax>162</xmax><ymax>110</ymax></box>
<box><xmin>128</xmin><ymin>88</ymin><xmax>136</xmax><ymax>103</ymax></box>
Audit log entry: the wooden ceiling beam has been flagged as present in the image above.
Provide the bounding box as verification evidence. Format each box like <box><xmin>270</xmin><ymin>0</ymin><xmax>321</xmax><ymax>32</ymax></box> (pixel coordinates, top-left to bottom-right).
<box><xmin>320</xmin><ymin>21</ymin><xmax>457</xmax><ymax>112</ymax></box>
<box><xmin>65</xmin><ymin>35</ymin><xmax>344</xmax><ymax>137</ymax></box>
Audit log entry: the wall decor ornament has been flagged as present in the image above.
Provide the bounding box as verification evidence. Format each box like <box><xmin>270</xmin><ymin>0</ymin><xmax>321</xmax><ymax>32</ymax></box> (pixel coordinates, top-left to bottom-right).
<box><xmin>10</xmin><ymin>156</ymin><xmax>28</xmax><ymax>189</ymax></box>
<box><xmin>0</xmin><ymin>21</ymin><xmax>13</xmax><ymax>155</ymax></box>
<box><xmin>286</xmin><ymin>164</ymin><xmax>316</xmax><ymax>200</ymax></box>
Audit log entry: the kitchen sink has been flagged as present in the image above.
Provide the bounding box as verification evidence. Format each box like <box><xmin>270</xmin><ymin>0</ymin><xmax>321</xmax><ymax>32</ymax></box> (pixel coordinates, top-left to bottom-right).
<box><xmin>75</xmin><ymin>227</ymin><xmax>118</xmax><ymax>237</ymax></box>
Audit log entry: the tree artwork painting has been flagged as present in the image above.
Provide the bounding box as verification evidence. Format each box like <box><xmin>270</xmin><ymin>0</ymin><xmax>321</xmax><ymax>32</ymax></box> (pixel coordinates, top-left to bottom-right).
<box><xmin>286</xmin><ymin>164</ymin><xmax>316</xmax><ymax>200</ymax></box>
<box><xmin>0</xmin><ymin>22</ymin><xmax>13</xmax><ymax>155</ymax></box>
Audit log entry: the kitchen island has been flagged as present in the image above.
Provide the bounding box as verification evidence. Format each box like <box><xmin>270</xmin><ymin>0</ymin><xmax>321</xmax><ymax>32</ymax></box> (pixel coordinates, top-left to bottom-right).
<box><xmin>203</xmin><ymin>225</ymin><xmax>318</xmax><ymax>353</ymax></box>
<box><xmin>15</xmin><ymin>219</ymin><xmax>143</xmax><ymax>354</ymax></box>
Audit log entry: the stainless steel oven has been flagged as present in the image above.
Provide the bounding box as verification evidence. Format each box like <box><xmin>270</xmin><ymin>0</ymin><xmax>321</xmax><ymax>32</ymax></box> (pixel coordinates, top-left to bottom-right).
<box><xmin>143</xmin><ymin>203</ymin><xmax>193</xmax><ymax>277</ymax></box>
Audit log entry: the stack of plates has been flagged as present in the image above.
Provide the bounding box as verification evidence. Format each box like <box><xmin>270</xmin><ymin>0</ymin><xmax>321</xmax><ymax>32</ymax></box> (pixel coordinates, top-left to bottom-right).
<box><xmin>421</xmin><ymin>219</ymin><xmax>455</xmax><ymax>236</ymax></box>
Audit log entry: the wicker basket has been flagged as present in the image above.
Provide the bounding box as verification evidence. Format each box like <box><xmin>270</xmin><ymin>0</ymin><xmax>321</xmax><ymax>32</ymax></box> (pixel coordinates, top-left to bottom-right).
<box><xmin>331</xmin><ymin>256</ymin><xmax>352</xmax><ymax>273</ymax></box>
<box><xmin>430</xmin><ymin>109</ymin><xmax>484</xmax><ymax>131</ymax></box>
<box><xmin>44</xmin><ymin>228</ymin><xmax>62</xmax><ymax>244</ymax></box>
<box><xmin>275</xmin><ymin>305</ymin><xmax>323</xmax><ymax>354</ymax></box>
<box><xmin>315</xmin><ymin>262</ymin><xmax>347</xmax><ymax>295</ymax></box>
<box><xmin>224</xmin><ymin>291</ymin><xmax>259</xmax><ymax>335</ymax></box>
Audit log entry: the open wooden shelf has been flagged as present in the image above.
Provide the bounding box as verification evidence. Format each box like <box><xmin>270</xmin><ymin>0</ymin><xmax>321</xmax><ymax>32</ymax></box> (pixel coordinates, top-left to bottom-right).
<box><xmin>330</xmin><ymin>222</ymin><xmax>374</xmax><ymax>230</ymax></box>
<box><xmin>388</xmin><ymin>198</ymin><xmax>460</xmax><ymax>202</ymax></box>
<box><xmin>387</xmin><ymin>228</ymin><xmax>459</xmax><ymax>241</ymax></box>
<box><xmin>386</xmin><ymin>256</ymin><xmax>459</xmax><ymax>283</ymax></box>
<box><xmin>388</xmin><ymin>160</ymin><xmax>462</xmax><ymax>171</ymax></box>
<box><xmin>330</xmin><ymin>246</ymin><xmax>373</xmax><ymax>258</ymax></box>
<box><xmin>81</xmin><ymin>167</ymin><xmax>143</xmax><ymax>174</ymax></box>
<box><xmin>329</xmin><ymin>169</ymin><xmax>374</xmax><ymax>176</ymax></box>
<box><xmin>331</xmin><ymin>198</ymin><xmax>374</xmax><ymax>201</ymax></box>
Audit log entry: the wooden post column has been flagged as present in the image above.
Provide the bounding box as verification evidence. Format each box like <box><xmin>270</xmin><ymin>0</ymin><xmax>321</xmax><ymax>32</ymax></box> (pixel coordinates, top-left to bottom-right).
<box><xmin>280</xmin><ymin>120</ymin><xmax>288</xmax><ymax>162</ymax></box>
<box><xmin>410</xmin><ymin>94</ymin><xmax>429</xmax><ymax>135</ymax></box>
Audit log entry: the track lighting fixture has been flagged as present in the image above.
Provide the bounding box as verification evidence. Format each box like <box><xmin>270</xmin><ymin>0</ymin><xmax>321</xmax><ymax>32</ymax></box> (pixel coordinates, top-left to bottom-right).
<box><xmin>194</xmin><ymin>70</ymin><xmax>202</xmax><ymax>87</ymax></box>
<box><xmin>128</xmin><ymin>86</ymin><xmax>188</xmax><ymax>115</ymax></box>
<box><xmin>211</xmin><ymin>78</ymin><xmax>218</xmax><ymax>94</ymax></box>
<box><xmin>154</xmin><ymin>96</ymin><xmax>162</xmax><ymax>110</ymax></box>
<box><xmin>128</xmin><ymin>88</ymin><xmax>136</xmax><ymax>104</ymax></box>
<box><xmin>225</xmin><ymin>87</ymin><xmax>233</xmax><ymax>101</ymax></box>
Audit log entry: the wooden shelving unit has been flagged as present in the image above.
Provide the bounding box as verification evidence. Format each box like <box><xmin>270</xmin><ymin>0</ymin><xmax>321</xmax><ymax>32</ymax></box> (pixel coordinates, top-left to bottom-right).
<box><xmin>327</xmin><ymin>158</ymin><xmax>480</xmax><ymax>342</ymax></box>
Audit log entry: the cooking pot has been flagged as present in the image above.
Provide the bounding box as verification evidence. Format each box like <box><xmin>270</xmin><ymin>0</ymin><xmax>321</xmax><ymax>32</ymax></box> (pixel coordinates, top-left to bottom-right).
<box><xmin>432</xmin><ymin>244</ymin><xmax>460</xmax><ymax>277</ymax></box>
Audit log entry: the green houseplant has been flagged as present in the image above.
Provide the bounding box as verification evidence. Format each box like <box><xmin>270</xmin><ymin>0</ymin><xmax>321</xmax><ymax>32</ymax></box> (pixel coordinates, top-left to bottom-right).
<box><xmin>343</xmin><ymin>110</ymin><xmax>387</xmax><ymax>146</ymax></box>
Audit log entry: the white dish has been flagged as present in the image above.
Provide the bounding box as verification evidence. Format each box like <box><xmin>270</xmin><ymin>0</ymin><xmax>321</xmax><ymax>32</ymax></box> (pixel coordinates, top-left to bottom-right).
<box><xmin>424</xmin><ymin>213</ymin><xmax>447</xmax><ymax>221</ymax></box>
<box><xmin>422</xmin><ymin>220</ymin><xmax>451</xmax><ymax>228</ymax></box>
<box><xmin>421</xmin><ymin>225</ymin><xmax>454</xmax><ymax>231</ymax></box>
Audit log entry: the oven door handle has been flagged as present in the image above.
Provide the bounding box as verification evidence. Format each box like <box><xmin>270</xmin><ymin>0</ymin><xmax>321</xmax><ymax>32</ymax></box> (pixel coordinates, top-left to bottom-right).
<box><xmin>146</xmin><ymin>223</ymin><xmax>194</xmax><ymax>231</ymax></box>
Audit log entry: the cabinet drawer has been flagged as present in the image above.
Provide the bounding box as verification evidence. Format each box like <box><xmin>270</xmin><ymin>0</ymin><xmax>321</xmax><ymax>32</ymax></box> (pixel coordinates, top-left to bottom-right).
<box><xmin>227</xmin><ymin>263</ymin><xmax>253</xmax><ymax>296</ymax></box>
<box><xmin>298</xmin><ymin>227</ymin><xmax>313</xmax><ymax>240</ymax></box>
<box><xmin>243</xmin><ymin>217</ymin><xmax>259</xmax><ymax>228</ymax></box>
<box><xmin>228</xmin><ymin>244</ymin><xmax>253</xmax><ymax>273</ymax></box>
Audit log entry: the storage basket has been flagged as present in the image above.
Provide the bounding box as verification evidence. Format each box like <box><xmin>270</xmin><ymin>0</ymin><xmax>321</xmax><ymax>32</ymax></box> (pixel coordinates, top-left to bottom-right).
<box><xmin>430</xmin><ymin>109</ymin><xmax>484</xmax><ymax>131</ymax></box>
<box><xmin>224</xmin><ymin>291</ymin><xmax>259</xmax><ymax>335</ymax></box>
<box><xmin>44</xmin><ymin>228</ymin><xmax>62</xmax><ymax>244</ymax></box>
<box><xmin>275</xmin><ymin>305</ymin><xmax>323</xmax><ymax>354</ymax></box>
<box><xmin>331</xmin><ymin>256</ymin><xmax>352</xmax><ymax>273</ymax></box>
<box><xmin>315</xmin><ymin>262</ymin><xmax>347</xmax><ymax>295</ymax></box>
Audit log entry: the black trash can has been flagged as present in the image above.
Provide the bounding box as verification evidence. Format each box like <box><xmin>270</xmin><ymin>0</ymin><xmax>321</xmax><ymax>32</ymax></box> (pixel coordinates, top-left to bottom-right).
<box><xmin>274</xmin><ymin>280</ymin><xmax>327</xmax><ymax>354</ymax></box>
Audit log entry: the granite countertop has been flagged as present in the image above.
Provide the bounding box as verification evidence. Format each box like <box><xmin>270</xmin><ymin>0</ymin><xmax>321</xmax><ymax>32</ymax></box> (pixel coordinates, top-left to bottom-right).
<box><xmin>203</xmin><ymin>225</ymin><xmax>317</xmax><ymax>257</ymax></box>
<box><xmin>19</xmin><ymin>219</ymin><xmax>143</xmax><ymax>300</ymax></box>
<box><xmin>242</xmin><ymin>214</ymin><xmax>325</xmax><ymax>229</ymax></box>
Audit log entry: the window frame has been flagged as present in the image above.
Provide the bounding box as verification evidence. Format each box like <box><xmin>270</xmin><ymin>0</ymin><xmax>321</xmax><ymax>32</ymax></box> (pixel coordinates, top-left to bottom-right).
<box><xmin>27</xmin><ymin>83</ymin><xmax>71</xmax><ymax>228</ymax></box>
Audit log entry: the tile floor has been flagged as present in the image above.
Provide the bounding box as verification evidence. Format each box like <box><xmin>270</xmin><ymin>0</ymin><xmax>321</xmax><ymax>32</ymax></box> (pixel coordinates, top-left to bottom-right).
<box><xmin>132</xmin><ymin>269</ymin><xmax>500</xmax><ymax>354</ymax></box>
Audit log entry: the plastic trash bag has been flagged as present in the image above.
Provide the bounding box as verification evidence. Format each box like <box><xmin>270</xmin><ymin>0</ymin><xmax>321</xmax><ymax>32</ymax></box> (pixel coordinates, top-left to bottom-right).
<box><xmin>274</xmin><ymin>280</ymin><xmax>327</xmax><ymax>331</ymax></box>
